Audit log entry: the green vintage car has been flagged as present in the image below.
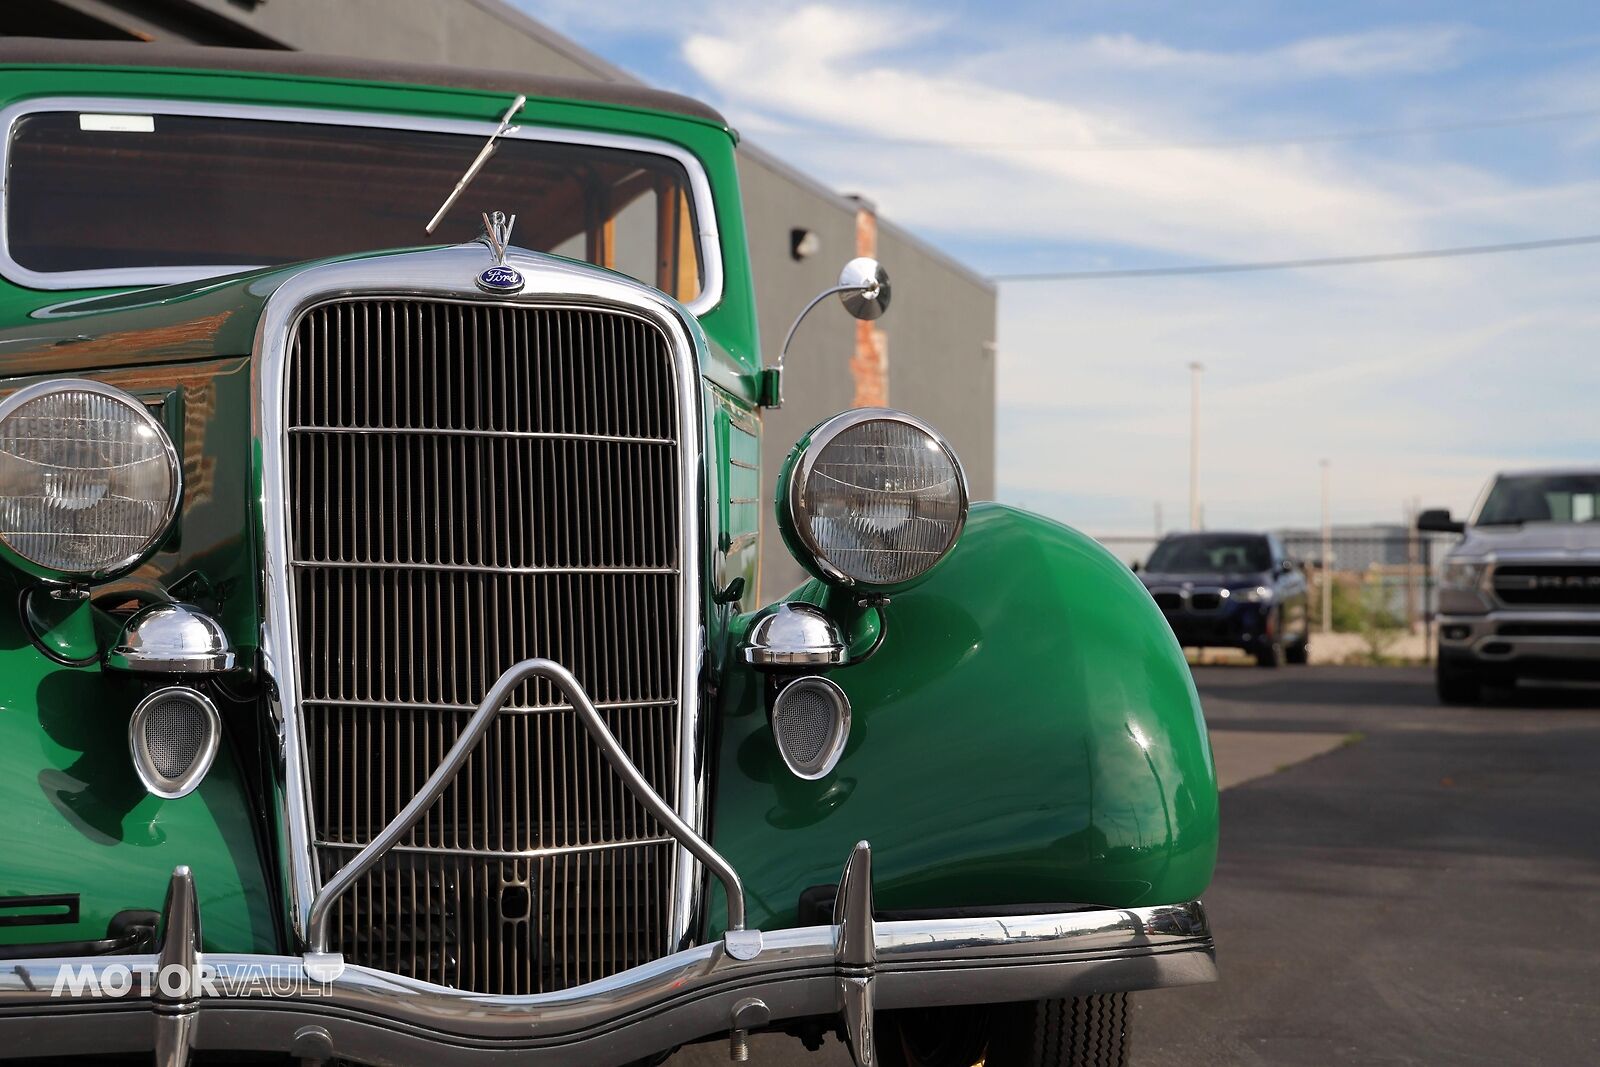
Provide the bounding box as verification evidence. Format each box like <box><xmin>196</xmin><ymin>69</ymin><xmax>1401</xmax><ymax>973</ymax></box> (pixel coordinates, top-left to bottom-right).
<box><xmin>0</xmin><ymin>40</ymin><xmax>1217</xmax><ymax>1067</ymax></box>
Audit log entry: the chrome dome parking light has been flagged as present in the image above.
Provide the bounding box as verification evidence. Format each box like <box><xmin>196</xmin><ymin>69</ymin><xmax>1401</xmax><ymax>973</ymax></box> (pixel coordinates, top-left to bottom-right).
<box><xmin>106</xmin><ymin>602</ymin><xmax>237</xmax><ymax>675</ymax></box>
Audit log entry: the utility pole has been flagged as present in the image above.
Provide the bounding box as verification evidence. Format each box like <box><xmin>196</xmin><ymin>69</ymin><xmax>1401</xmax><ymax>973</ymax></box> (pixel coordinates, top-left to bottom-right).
<box><xmin>1320</xmin><ymin>459</ymin><xmax>1333</xmax><ymax>634</ymax></box>
<box><xmin>1188</xmin><ymin>362</ymin><xmax>1203</xmax><ymax>530</ymax></box>
<box><xmin>1404</xmin><ymin>497</ymin><xmax>1419</xmax><ymax>633</ymax></box>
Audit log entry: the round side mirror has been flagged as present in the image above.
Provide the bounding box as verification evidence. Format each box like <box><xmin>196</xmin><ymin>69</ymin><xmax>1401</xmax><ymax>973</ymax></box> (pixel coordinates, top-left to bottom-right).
<box><xmin>837</xmin><ymin>257</ymin><xmax>891</xmax><ymax>321</ymax></box>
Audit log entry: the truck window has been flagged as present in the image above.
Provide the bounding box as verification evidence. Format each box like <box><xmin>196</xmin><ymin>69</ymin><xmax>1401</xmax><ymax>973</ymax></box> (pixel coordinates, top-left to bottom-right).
<box><xmin>1478</xmin><ymin>473</ymin><xmax>1600</xmax><ymax>525</ymax></box>
<box><xmin>6</xmin><ymin>110</ymin><xmax>704</xmax><ymax>302</ymax></box>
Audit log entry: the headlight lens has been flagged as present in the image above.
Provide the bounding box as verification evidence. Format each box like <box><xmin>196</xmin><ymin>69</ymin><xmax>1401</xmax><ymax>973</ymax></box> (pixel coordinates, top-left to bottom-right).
<box><xmin>1441</xmin><ymin>559</ymin><xmax>1489</xmax><ymax>591</ymax></box>
<box><xmin>0</xmin><ymin>380</ymin><xmax>181</xmax><ymax>580</ymax></box>
<box><xmin>784</xmin><ymin>408</ymin><xmax>968</xmax><ymax>589</ymax></box>
<box><xmin>1236</xmin><ymin>585</ymin><xmax>1273</xmax><ymax>603</ymax></box>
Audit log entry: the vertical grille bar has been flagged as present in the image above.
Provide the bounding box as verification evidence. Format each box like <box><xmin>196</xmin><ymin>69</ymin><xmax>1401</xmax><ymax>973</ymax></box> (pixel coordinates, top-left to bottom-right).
<box><xmin>285</xmin><ymin>299</ymin><xmax>682</xmax><ymax>995</ymax></box>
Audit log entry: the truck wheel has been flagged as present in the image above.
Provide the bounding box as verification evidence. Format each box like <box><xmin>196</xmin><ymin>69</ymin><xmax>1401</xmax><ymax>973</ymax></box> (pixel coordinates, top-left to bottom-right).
<box><xmin>1436</xmin><ymin>662</ymin><xmax>1483</xmax><ymax>705</ymax></box>
<box><xmin>990</xmin><ymin>994</ymin><xmax>1131</xmax><ymax>1066</ymax></box>
<box><xmin>875</xmin><ymin>995</ymin><xmax>1131</xmax><ymax>1067</ymax></box>
<box><xmin>1285</xmin><ymin>639</ymin><xmax>1309</xmax><ymax>665</ymax></box>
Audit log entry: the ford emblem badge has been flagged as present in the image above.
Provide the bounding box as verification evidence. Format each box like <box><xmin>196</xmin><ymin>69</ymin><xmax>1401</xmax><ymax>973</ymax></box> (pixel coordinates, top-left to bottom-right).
<box><xmin>476</xmin><ymin>264</ymin><xmax>524</xmax><ymax>294</ymax></box>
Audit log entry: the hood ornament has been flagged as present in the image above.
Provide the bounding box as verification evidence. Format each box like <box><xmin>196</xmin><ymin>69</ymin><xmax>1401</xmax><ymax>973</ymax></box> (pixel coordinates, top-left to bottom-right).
<box><xmin>476</xmin><ymin>210</ymin><xmax>524</xmax><ymax>294</ymax></box>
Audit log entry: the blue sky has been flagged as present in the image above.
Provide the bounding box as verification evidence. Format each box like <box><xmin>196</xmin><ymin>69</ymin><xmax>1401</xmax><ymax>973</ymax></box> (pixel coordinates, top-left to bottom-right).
<box><xmin>518</xmin><ymin>1</ymin><xmax>1600</xmax><ymax>532</ymax></box>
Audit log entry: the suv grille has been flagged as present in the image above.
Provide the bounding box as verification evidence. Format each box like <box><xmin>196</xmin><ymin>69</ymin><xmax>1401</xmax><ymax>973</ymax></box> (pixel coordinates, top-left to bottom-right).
<box><xmin>285</xmin><ymin>298</ymin><xmax>683</xmax><ymax>994</ymax></box>
<box><xmin>1493</xmin><ymin>564</ymin><xmax>1600</xmax><ymax>607</ymax></box>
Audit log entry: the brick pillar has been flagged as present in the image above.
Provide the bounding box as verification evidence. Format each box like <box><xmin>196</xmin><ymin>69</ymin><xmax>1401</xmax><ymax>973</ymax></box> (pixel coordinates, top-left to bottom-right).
<box><xmin>850</xmin><ymin>205</ymin><xmax>888</xmax><ymax>408</ymax></box>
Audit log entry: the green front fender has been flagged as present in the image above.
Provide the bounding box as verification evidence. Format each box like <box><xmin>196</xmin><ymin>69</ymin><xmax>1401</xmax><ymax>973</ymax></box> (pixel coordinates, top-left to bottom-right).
<box><xmin>707</xmin><ymin>502</ymin><xmax>1218</xmax><ymax>935</ymax></box>
<box><xmin>0</xmin><ymin>606</ymin><xmax>278</xmax><ymax>953</ymax></box>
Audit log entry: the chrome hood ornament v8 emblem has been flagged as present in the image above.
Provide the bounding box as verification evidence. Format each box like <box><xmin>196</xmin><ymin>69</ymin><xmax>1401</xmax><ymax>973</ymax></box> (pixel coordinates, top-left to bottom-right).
<box><xmin>476</xmin><ymin>210</ymin><xmax>524</xmax><ymax>294</ymax></box>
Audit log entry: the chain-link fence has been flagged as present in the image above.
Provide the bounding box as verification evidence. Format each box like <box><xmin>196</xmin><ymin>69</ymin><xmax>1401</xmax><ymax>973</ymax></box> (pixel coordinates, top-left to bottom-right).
<box><xmin>1093</xmin><ymin>530</ymin><xmax>1464</xmax><ymax>663</ymax></box>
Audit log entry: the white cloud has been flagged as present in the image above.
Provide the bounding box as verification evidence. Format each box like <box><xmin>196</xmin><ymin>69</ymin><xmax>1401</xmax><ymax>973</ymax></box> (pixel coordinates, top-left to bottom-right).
<box><xmin>1074</xmin><ymin>26</ymin><xmax>1469</xmax><ymax>81</ymax></box>
<box><xmin>675</xmin><ymin>6</ymin><xmax>1567</xmax><ymax>265</ymax></box>
<box><xmin>995</xmin><ymin>254</ymin><xmax>1600</xmax><ymax>531</ymax></box>
<box><xmin>528</xmin><ymin>0</ymin><xmax>1600</xmax><ymax>530</ymax></box>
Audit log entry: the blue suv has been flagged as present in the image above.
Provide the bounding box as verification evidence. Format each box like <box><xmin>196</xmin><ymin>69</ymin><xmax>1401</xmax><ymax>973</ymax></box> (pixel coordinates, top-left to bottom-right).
<box><xmin>1138</xmin><ymin>531</ymin><xmax>1311</xmax><ymax>667</ymax></box>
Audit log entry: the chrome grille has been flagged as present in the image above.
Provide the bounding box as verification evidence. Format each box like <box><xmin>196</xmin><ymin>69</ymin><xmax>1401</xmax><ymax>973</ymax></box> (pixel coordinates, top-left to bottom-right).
<box><xmin>284</xmin><ymin>299</ymin><xmax>683</xmax><ymax>995</ymax></box>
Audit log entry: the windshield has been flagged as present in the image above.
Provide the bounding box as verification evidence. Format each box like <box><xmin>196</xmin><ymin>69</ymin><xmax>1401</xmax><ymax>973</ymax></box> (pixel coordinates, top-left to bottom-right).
<box><xmin>5</xmin><ymin>109</ymin><xmax>704</xmax><ymax>302</ymax></box>
<box><xmin>1476</xmin><ymin>473</ymin><xmax>1600</xmax><ymax>526</ymax></box>
<box><xmin>1146</xmin><ymin>534</ymin><xmax>1271</xmax><ymax>574</ymax></box>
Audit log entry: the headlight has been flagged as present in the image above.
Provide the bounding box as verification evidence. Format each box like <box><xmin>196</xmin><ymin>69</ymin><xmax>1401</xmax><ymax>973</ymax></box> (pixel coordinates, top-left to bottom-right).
<box><xmin>1236</xmin><ymin>585</ymin><xmax>1273</xmax><ymax>603</ymax></box>
<box><xmin>0</xmin><ymin>380</ymin><xmax>181</xmax><ymax>581</ymax></box>
<box><xmin>1441</xmin><ymin>559</ymin><xmax>1489</xmax><ymax>591</ymax></box>
<box><xmin>780</xmin><ymin>408</ymin><xmax>968</xmax><ymax>590</ymax></box>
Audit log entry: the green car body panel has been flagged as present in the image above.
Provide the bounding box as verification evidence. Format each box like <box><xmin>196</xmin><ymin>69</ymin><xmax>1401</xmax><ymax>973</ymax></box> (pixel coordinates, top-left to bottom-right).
<box><xmin>707</xmin><ymin>503</ymin><xmax>1217</xmax><ymax>935</ymax></box>
<box><xmin>0</xmin><ymin>56</ymin><xmax>1215</xmax><ymax>958</ymax></box>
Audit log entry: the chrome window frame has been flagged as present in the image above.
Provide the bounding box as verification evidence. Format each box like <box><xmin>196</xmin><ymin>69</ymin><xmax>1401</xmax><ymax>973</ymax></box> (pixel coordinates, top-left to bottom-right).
<box><xmin>0</xmin><ymin>96</ymin><xmax>724</xmax><ymax>316</ymax></box>
<box><xmin>252</xmin><ymin>245</ymin><xmax>707</xmax><ymax>954</ymax></box>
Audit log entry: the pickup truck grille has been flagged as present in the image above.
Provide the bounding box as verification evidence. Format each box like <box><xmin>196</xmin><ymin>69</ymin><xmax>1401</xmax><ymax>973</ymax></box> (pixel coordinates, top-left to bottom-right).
<box><xmin>1493</xmin><ymin>564</ymin><xmax>1600</xmax><ymax>607</ymax></box>
<box><xmin>284</xmin><ymin>298</ymin><xmax>682</xmax><ymax>994</ymax></box>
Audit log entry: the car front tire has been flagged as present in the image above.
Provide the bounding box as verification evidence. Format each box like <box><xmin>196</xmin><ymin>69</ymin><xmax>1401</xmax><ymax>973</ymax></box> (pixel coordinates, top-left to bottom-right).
<box><xmin>875</xmin><ymin>995</ymin><xmax>1131</xmax><ymax>1067</ymax></box>
<box><xmin>991</xmin><ymin>995</ymin><xmax>1131</xmax><ymax>1066</ymax></box>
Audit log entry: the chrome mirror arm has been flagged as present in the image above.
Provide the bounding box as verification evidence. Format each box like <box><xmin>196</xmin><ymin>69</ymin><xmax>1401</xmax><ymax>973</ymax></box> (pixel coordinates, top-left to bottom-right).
<box><xmin>761</xmin><ymin>258</ymin><xmax>891</xmax><ymax>409</ymax></box>
<box><xmin>771</xmin><ymin>283</ymin><xmax>856</xmax><ymax>405</ymax></box>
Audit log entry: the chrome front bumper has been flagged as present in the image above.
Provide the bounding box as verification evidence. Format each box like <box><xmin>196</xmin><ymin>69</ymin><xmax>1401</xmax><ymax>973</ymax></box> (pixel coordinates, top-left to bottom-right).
<box><xmin>0</xmin><ymin>659</ymin><xmax>1216</xmax><ymax>1065</ymax></box>
<box><xmin>0</xmin><ymin>876</ymin><xmax>1214</xmax><ymax>1066</ymax></box>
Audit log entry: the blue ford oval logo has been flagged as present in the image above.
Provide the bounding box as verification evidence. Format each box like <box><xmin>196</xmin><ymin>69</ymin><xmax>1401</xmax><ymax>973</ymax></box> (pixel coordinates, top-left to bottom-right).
<box><xmin>476</xmin><ymin>264</ymin><xmax>524</xmax><ymax>294</ymax></box>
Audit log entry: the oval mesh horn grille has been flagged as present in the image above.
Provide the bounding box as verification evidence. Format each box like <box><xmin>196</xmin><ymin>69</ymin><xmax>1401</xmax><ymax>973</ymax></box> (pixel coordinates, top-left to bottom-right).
<box><xmin>771</xmin><ymin>677</ymin><xmax>850</xmax><ymax>779</ymax></box>
<box><xmin>130</xmin><ymin>687</ymin><xmax>220</xmax><ymax>799</ymax></box>
<box><xmin>143</xmin><ymin>695</ymin><xmax>207</xmax><ymax>778</ymax></box>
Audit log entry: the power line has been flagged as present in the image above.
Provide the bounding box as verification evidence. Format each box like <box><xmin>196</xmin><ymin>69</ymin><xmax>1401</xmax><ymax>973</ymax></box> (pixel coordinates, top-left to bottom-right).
<box><xmin>781</xmin><ymin>105</ymin><xmax>1600</xmax><ymax>152</ymax></box>
<box><xmin>992</xmin><ymin>232</ymin><xmax>1600</xmax><ymax>281</ymax></box>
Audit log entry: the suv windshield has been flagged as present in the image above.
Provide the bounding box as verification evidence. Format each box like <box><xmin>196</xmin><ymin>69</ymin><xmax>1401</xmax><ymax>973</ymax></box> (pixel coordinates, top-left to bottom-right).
<box><xmin>1477</xmin><ymin>473</ymin><xmax>1600</xmax><ymax>525</ymax></box>
<box><xmin>1147</xmin><ymin>534</ymin><xmax>1271</xmax><ymax>574</ymax></box>
<box><xmin>6</xmin><ymin>109</ymin><xmax>704</xmax><ymax>302</ymax></box>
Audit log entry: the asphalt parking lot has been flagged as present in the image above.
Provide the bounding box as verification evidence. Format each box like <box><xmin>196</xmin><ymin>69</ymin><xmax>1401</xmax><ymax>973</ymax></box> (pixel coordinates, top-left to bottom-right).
<box><xmin>673</xmin><ymin>665</ymin><xmax>1600</xmax><ymax>1066</ymax></box>
<box><xmin>1136</xmin><ymin>665</ymin><xmax>1600</xmax><ymax>1066</ymax></box>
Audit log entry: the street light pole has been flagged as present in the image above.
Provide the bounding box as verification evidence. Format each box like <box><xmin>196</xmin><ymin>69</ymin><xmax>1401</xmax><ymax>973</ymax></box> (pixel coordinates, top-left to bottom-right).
<box><xmin>1188</xmin><ymin>362</ymin><xmax>1203</xmax><ymax>530</ymax></box>
<box><xmin>1320</xmin><ymin>458</ymin><xmax>1333</xmax><ymax>635</ymax></box>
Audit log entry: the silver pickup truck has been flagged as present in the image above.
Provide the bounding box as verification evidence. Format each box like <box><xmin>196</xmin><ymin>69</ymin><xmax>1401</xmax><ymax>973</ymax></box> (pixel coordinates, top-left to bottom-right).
<box><xmin>1420</xmin><ymin>469</ymin><xmax>1600</xmax><ymax>704</ymax></box>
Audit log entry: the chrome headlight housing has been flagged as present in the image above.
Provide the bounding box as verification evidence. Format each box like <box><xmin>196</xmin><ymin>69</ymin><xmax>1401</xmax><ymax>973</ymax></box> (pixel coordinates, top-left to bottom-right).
<box><xmin>0</xmin><ymin>379</ymin><xmax>181</xmax><ymax>582</ymax></box>
<box><xmin>779</xmin><ymin>408</ymin><xmax>968</xmax><ymax>591</ymax></box>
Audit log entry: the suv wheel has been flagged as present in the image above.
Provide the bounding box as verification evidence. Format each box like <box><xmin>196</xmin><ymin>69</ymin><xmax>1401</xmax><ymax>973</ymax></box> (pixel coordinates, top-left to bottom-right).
<box><xmin>1436</xmin><ymin>661</ymin><xmax>1483</xmax><ymax>705</ymax></box>
<box><xmin>1285</xmin><ymin>638</ymin><xmax>1309</xmax><ymax>665</ymax></box>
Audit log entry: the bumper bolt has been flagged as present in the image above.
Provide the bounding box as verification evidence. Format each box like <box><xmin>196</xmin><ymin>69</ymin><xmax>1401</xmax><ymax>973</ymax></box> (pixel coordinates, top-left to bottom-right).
<box><xmin>729</xmin><ymin>996</ymin><xmax>769</xmax><ymax>1061</ymax></box>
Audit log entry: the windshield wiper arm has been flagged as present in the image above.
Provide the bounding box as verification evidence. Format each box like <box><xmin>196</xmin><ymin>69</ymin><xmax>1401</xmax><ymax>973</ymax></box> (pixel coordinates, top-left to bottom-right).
<box><xmin>424</xmin><ymin>94</ymin><xmax>527</xmax><ymax>235</ymax></box>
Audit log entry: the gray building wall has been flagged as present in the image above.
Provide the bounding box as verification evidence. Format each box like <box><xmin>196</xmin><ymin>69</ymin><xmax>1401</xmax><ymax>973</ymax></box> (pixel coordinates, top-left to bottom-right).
<box><xmin>26</xmin><ymin>0</ymin><xmax>998</xmax><ymax>599</ymax></box>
